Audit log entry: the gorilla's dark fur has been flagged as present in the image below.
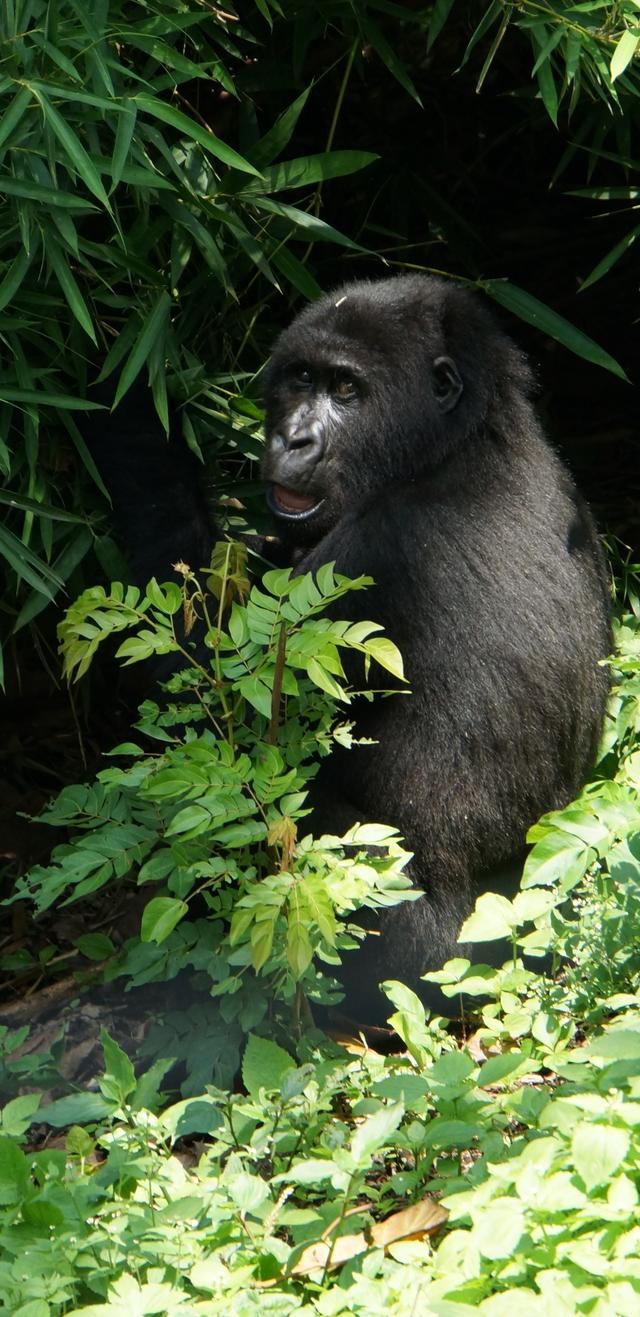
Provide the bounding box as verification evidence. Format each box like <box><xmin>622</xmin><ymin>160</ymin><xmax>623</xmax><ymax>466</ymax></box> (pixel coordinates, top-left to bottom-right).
<box><xmin>92</xmin><ymin>275</ymin><xmax>611</xmax><ymax>1022</ymax></box>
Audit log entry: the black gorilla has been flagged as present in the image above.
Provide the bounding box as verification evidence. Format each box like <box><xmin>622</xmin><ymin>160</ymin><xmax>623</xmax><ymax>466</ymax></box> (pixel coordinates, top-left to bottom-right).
<box><xmin>92</xmin><ymin>275</ymin><xmax>611</xmax><ymax>1022</ymax></box>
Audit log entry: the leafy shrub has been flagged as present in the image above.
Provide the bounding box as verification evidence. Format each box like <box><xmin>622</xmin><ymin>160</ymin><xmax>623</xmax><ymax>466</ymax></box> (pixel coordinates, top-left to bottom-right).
<box><xmin>11</xmin><ymin>551</ymin><xmax>416</xmax><ymax>1085</ymax></box>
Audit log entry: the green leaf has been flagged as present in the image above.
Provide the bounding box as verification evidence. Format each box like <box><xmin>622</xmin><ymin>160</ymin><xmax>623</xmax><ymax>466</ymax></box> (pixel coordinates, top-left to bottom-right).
<box><xmin>0</xmin><ymin>1094</ymin><xmax>41</xmax><ymax>1138</ymax></box>
<box><xmin>0</xmin><ymin>1137</ymin><xmax>30</xmax><ymax>1203</ymax></box>
<box><xmin>361</xmin><ymin>18</ymin><xmax>422</xmax><ymax>105</ymax></box>
<box><xmin>0</xmin><ymin>177</ymin><xmax>96</xmax><ymax>208</ymax></box>
<box><xmin>33</xmin><ymin>90</ymin><xmax>111</xmax><ymax>210</ymax></box>
<box><xmin>0</xmin><ymin>86</ymin><xmax>32</xmax><ymax>157</ymax></box>
<box><xmin>580</xmin><ymin>223</ymin><xmax>640</xmax><ymax>291</ymax></box>
<box><xmin>287</xmin><ymin>917</ymin><xmax>313</xmax><ymax>977</ymax></box>
<box><xmin>0</xmin><ymin>387</ymin><xmax>104</xmax><ymax>409</ymax></box>
<box><xmin>273</xmin><ymin>1157</ymin><xmax>337</xmax><ymax>1185</ymax></box>
<box><xmin>470</xmin><ymin>1201</ymin><xmax>525</xmax><ymax>1260</ymax></box>
<box><xmin>479</xmin><ymin>1051</ymin><xmax>539</xmax><ymax>1087</ymax></box>
<box><xmin>237</xmin><ymin>673</ymin><xmax>273</xmax><ymax>718</ymax></box>
<box><xmin>611</xmin><ymin>29</ymin><xmax>640</xmax><ymax>82</ymax></box>
<box><xmin>113</xmin><ymin>291</ymin><xmax>171</xmax><ymax>406</ymax></box>
<box><xmin>0</xmin><ymin>493</ymin><xmax>82</xmax><ymax>527</ymax></box>
<box><xmin>160</xmin><ymin>1096</ymin><xmax>224</xmax><ymax>1140</ymax></box>
<box><xmin>74</xmin><ymin>933</ymin><xmax>115</xmax><ymax>960</ymax></box>
<box><xmin>100</xmin><ymin>1029</ymin><xmax>136</xmax><ymax>1101</ymax></box>
<box><xmin>572</xmin><ymin>1122</ymin><xmax>630</xmax><ymax>1191</ymax></box>
<box><xmin>242</xmin><ymin>1034</ymin><xmax>295</xmax><ymax>1098</ymax></box>
<box><xmin>37</xmin><ymin>1091</ymin><xmax>114</xmax><ymax>1127</ymax></box>
<box><xmin>483</xmin><ymin>279</ymin><xmax>628</xmax><ymax>380</ymax></box>
<box><xmin>134</xmin><ymin>93</ymin><xmax>262</xmax><ymax>176</ymax></box>
<box><xmin>363</xmin><ymin>635</ymin><xmax>406</xmax><ymax>681</ymax></box>
<box><xmin>427</xmin><ymin>0</ymin><xmax>456</xmax><ymax>51</ymax></box>
<box><xmin>0</xmin><ymin>525</ymin><xmax>62</xmax><ymax>598</ymax></box>
<box><xmin>245</xmin><ymin>150</ymin><xmax>378</xmax><ymax>194</ymax></box>
<box><xmin>46</xmin><ymin>236</ymin><xmax>97</xmax><ymax>341</ymax></box>
<box><xmin>252</xmin><ymin>197</ymin><xmax>369</xmax><ymax>251</ymax></box>
<box><xmin>522</xmin><ymin>832</ymin><xmax>591</xmax><ymax>890</ymax></box>
<box><xmin>0</xmin><ymin>242</ymin><xmax>38</xmax><ymax>314</ymax></box>
<box><xmin>111</xmin><ymin>101</ymin><xmax>137</xmax><ymax>187</ymax></box>
<box><xmin>351</xmin><ymin>1101</ymin><xmax>404</xmax><ymax>1164</ymax></box>
<box><xmin>141</xmin><ymin>897</ymin><xmax>190</xmax><ymax>942</ymax></box>
<box><xmin>250</xmin><ymin>86</ymin><xmax>312</xmax><ymax>167</ymax></box>
<box><xmin>228</xmin><ymin>1171</ymin><xmax>271</xmax><ymax>1215</ymax></box>
<box><xmin>306</xmin><ymin>656</ymin><xmax>346</xmax><ymax>700</ymax></box>
<box><xmin>530</xmin><ymin>23</ymin><xmax>559</xmax><ymax>125</ymax></box>
<box><xmin>459</xmin><ymin>890</ymin><xmax>517</xmax><ymax>942</ymax></box>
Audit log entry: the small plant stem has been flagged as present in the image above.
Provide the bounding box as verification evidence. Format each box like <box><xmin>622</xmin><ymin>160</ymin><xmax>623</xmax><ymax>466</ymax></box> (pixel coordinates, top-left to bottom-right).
<box><xmin>267</xmin><ymin>622</ymin><xmax>287</xmax><ymax>745</ymax></box>
<box><xmin>302</xmin><ymin>39</ymin><xmax>357</xmax><ymax>260</ymax></box>
<box><xmin>321</xmin><ymin>1171</ymin><xmax>357</xmax><ymax>1283</ymax></box>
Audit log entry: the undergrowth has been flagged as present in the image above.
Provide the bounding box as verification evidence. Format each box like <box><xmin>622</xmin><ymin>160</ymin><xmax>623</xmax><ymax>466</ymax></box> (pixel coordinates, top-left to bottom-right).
<box><xmin>1</xmin><ymin>553</ymin><xmax>639</xmax><ymax>1315</ymax></box>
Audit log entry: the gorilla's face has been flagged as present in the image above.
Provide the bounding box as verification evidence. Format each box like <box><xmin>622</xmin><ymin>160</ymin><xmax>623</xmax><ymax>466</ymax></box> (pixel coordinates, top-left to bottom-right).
<box><xmin>262</xmin><ymin>278</ymin><xmax>464</xmax><ymax>545</ymax></box>
<box><xmin>262</xmin><ymin>356</ymin><xmax>367</xmax><ymax>540</ymax></box>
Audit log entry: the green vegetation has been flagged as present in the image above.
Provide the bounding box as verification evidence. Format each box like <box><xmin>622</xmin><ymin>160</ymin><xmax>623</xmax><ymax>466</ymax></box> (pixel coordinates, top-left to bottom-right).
<box><xmin>0</xmin><ymin>557</ymin><xmax>637</xmax><ymax>1314</ymax></box>
<box><xmin>2</xmin><ymin>1</ymin><xmax>639</xmax><ymax>675</ymax></box>
<box><xmin>1</xmin><ymin>3</ymin><xmax>640</xmax><ymax>1314</ymax></box>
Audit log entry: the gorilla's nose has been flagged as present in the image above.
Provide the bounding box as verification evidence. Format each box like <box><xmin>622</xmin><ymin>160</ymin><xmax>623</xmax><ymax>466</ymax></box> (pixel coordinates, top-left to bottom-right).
<box><xmin>280</xmin><ymin>425</ymin><xmax>323</xmax><ymax>455</ymax></box>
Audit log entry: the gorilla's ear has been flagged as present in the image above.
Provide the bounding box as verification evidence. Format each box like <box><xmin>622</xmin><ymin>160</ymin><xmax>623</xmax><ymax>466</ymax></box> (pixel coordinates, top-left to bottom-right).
<box><xmin>433</xmin><ymin>355</ymin><xmax>463</xmax><ymax>413</ymax></box>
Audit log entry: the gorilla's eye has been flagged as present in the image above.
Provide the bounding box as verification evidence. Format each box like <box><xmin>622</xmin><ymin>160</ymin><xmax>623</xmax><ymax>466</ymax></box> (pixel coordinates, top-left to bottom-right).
<box><xmin>333</xmin><ymin>374</ymin><xmax>358</xmax><ymax>402</ymax></box>
<box><xmin>290</xmin><ymin>365</ymin><xmax>312</xmax><ymax>390</ymax></box>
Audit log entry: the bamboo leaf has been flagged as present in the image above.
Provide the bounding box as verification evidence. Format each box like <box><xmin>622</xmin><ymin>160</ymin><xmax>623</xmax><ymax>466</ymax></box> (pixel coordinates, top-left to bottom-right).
<box><xmin>611</xmin><ymin>29</ymin><xmax>640</xmax><ymax>82</ymax></box>
<box><xmin>14</xmin><ymin>527</ymin><xmax>94</xmax><ymax>633</ymax></box>
<box><xmin>361</xmin><ymin>17</ymin><xmax>422</xmax><ymax>104</ymax></box>
<box><xmin>29</xmin><ymin>79</ymin><xmax>122</xmax><ymax>111</ymax></box>
<box><xmin>460</xmin><ymin>1</ymin><xmax>501</xmax><ymax>68</ymax></box>
<box><xmin>250</xmin><ymin>86</ymin><xmax>312</xmax><ymax>167</ymax></box>
<box><xmin>271</xmin><ymin>247</ymin><xmax>322</xmax><ymax>300</ymax></box>
<box><xmin>0</xmin><ymin>387</ymin><xmax>105</xmax><ymax>409</ymax></box>
<box><xmin>244</xmin><ymin>150</ymin><xmax>378</xmax><ymax>195</ymax></box>
<box><xmin>483</xmin><ymin>279</ymin><xmax>628</xmax><ymax>380</ymax></box>
<box><xmin>113</xmin><ymin>291</ymin><xmax>172</xmax><ymax>406</ymax></box>
<box><xmin>0</xmin><ymin>525</ymin><xmax>63</xmax><ymax>597</ymax></box>
<box><xmin>46</xmin><ymin>237</ymin><xmax>97</xmax><ymax>342</ymax></box>
<box><xmin>0</xmin><ymin>490</ymin><xmax>87</xmax><ymax>522</ymax></box>
<box><xmin>0</xmin><ymin>242</ymin><xmax>38</xmax><ymax>314</ymax></box>
<box><xmin>252</xmin><ymin>197</ymin><xmax>370</xmax><ymax>251</ymax></box>
<box><xmin>427</xmin><ymin>0</ymin><xmax>456</xmax><ymax>52</ymax></box>
<box><xmin>134</xmin><ymin>93</ymin><xmax>262</xmax><ymax>176</ymax></box>
<box><xmin>32</xmin><ymin>89</ymin><xmax>111</xmax><ymax>209</ymax></box>
<box><xmin>580</xmin><ymin>223</ymin><xmax>640</xmax><ymax>291</ymax></box>
<box><xmin>111</xmin><ymin>101</ymin><xmax>137</xmax><ymax>187</ymax></box>
<box><xmin>531</xmin><ymin>24</ymin><xmax>559</xmax><ymax>126</ymax></box>
<box><xmin>0</xmin><ymin>86</ymin><xmax>32</xmax><ymax>157</ymax></box>
<box><xmin>0</xmin><ymin>177</ymin><xmax>97</xmax><ymax>209</ymax></box>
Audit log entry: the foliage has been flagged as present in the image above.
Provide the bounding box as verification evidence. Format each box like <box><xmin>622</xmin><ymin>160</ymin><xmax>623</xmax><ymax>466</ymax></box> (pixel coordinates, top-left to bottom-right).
<box><xmin>432</xmin><ymin>1</ymin><xmax>640</xmax><ymax>120</ymax></box>
<box><xmin>2</xmin><ymin>7</ymin><xmax>640</xmax><ymax>1312</ymax></box>
<box><xmin>0</xmin><ymin>0</ymin><xmax>381</xmax><ymax>669</ymax></box>
<box><xmin>10</xmin><ymin>553</ymin><xmax>416</xmax><ymax>1087</ymax></box>
<box><xmin>1</xmin><ymin>993</ymin><xmax>640</xmax><ymax>1312</ymax></box>
<box><xmin>1</xmin><ymin>0</ymin><xmax>637</xmax><ymax>686</ymax></box>
<box><xmin>1</xmin><ymin>561</ymin><xmax>638</xmax><ymax>1311</ymax></box>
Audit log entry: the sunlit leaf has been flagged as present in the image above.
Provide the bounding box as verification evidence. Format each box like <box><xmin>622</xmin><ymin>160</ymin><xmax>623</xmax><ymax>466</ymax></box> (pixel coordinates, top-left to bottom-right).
<box><xmin>611</xmin><ymin>29</ymin><xmax>640</xmax><ymax>82</ymax></box>
<box><xmin>134</xmin><ymin>93</ymin><xmax>262</xmax><ymax>176</ymax></box>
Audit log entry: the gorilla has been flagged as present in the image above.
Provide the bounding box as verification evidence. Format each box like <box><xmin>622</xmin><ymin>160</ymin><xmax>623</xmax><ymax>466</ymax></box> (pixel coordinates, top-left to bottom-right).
<box><xmin>91</xmin><ymin>274</ymin><xmax>611</xmax><ymax>1022</ymax></box>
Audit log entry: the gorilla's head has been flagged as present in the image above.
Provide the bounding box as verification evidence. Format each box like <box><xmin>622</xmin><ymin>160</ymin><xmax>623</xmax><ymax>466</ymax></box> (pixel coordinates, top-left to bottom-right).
<box><xmin>262</xmin><ymin>274</ymin><xmax>531</xmax><ymax>544</ymax></box>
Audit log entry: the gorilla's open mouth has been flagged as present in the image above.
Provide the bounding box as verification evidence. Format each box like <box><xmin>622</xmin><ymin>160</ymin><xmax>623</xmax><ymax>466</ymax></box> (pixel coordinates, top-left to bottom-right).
<box><xmin>267</xmin><ymin>484</ymin><xmax>324</xmax><ymax>520</ymax></box>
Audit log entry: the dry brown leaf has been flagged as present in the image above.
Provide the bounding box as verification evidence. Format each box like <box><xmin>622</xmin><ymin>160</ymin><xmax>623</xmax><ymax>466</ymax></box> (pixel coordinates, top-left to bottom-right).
<box><xmin>290</xmin><ymin>1196</ymin><xmax>447</xmax><ymax>1276</ymax></box>
<box><xmin>370</xmin><ymin>1197</ymin><xmax>448</xmax><ymax>1248</ymax></box>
